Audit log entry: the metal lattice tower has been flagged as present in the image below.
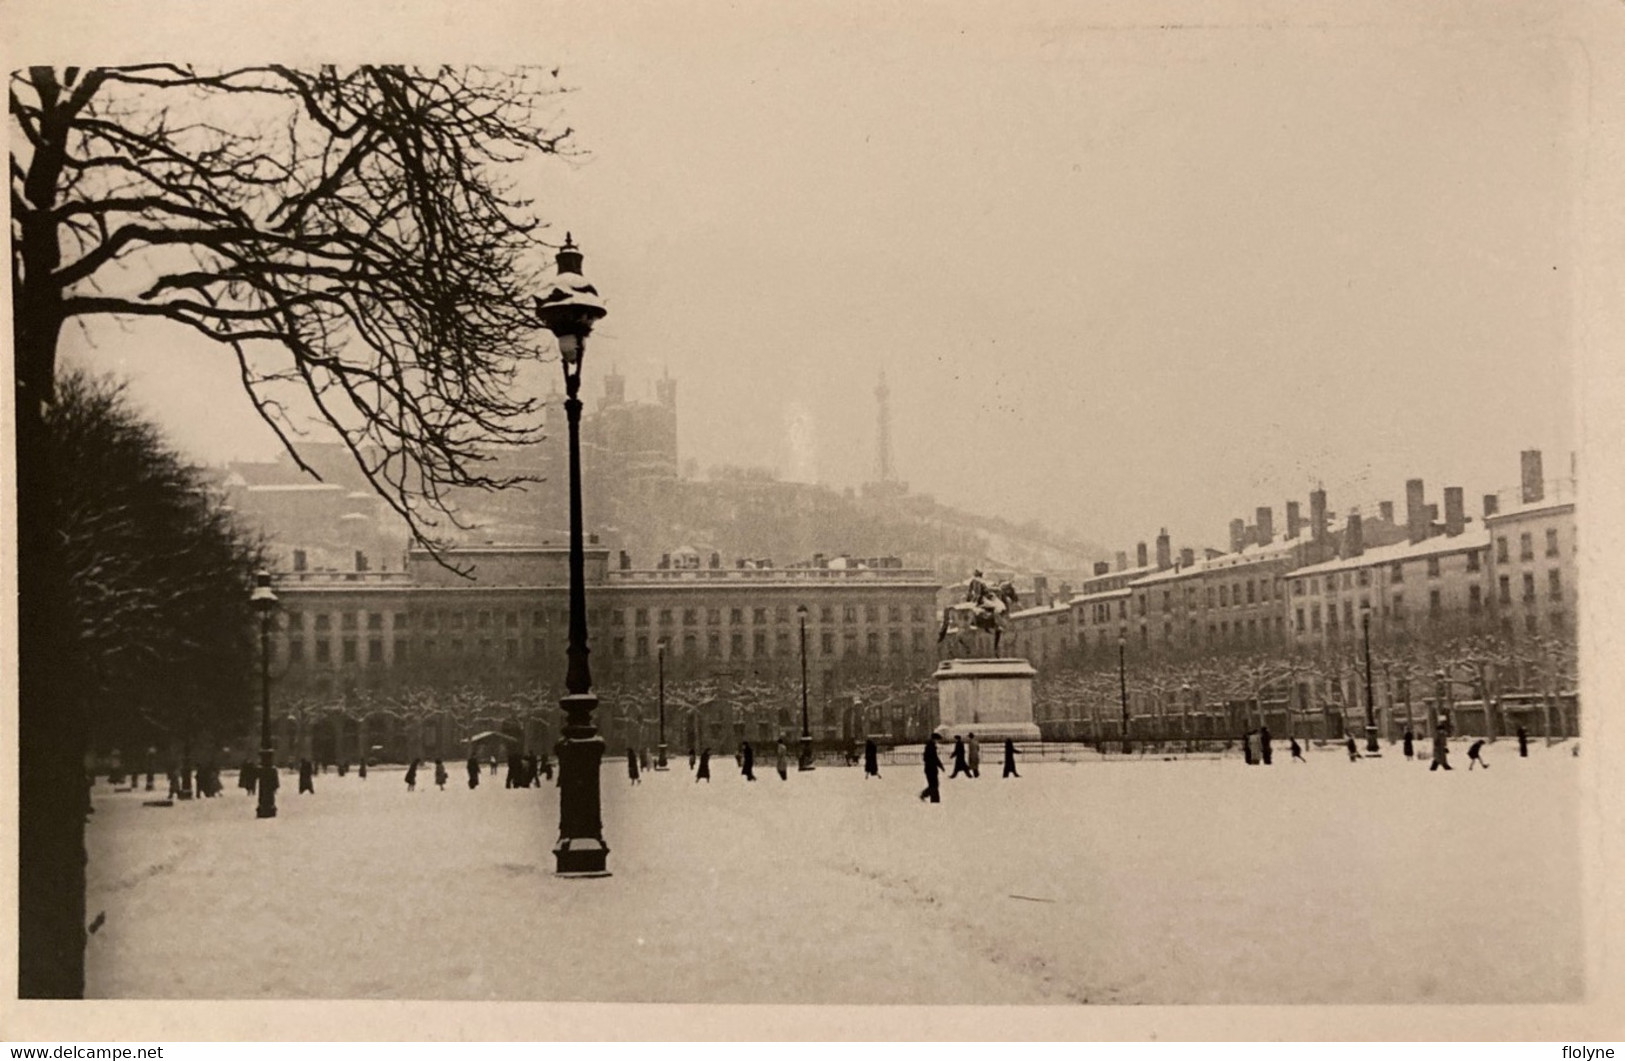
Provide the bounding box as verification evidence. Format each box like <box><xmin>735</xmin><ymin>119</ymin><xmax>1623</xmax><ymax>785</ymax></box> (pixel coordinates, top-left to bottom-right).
<box><xmin>875</xmin><ymin>368</ymin><xmax>893</xmax><ymax>482</ymax></box>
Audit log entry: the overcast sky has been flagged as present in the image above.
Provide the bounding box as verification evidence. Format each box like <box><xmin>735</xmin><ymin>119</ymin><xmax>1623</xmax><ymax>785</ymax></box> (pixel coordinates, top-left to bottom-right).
<box><xmin>57</xmin><ymin>1</ymin><xmax>1585</xmax><ymax>554</ymax></box>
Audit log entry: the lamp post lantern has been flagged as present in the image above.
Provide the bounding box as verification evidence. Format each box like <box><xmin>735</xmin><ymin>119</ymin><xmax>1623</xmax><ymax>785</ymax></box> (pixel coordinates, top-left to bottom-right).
<box><xmin>535</xmin><ymin>234</ymin><xmax>611</xmax><ymax>877</ymax></box>
<box><xmin>797</xmin><ymin>604</ymin><xmax>814</xmax><ymax>770</ymax></box>
<box><xmin>1118</xmin><ymin>633</ymin><xmax>1131</xmax><ymax>755</ymax></box>
<box><xmin>249</xmin><ymin>570</ymin><xmax>280</xmax><ymax>819</ymax></box>
<box><xmin>655</xmin><ymin>638</ymin><xmax>669</xmax><ymax>770</ymax></box>
<box><xmin>1361</xmin><ymin>603</ymin><xmax>1380</xmax><ymax>754</ymax></box>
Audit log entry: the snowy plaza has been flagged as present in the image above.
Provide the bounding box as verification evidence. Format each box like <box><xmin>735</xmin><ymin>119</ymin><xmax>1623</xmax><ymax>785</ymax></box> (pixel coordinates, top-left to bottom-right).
<box><xmin>83</xmin><ymin>743</ymin><xmax>1583</xmax><ymax>1005</ymax></box>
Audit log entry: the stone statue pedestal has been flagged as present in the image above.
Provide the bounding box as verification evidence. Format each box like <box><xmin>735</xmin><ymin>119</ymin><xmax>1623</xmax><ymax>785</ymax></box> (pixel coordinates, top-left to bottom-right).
<box><xmin>933</xmin><ymin>658</ymin><xmax>1042</xmax><ymax>742</ymax></box>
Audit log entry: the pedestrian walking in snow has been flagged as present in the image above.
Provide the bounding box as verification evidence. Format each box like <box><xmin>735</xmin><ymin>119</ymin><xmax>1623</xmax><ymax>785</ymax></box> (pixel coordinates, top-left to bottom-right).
<box><xmin>1289</xmin><ymin>737</ymin><xmax>1305</xmax><ymax>763</ymax></box>
<box><xmin>1242</xmin><ymin>731</ymin><xmax>1255</xmax><ymax>765</ymax></box>
<box><xmin>1002</xmin><ymin>738</ymin><xmax>1021</xmax><ymax>778</ymax></box>
<box><xmin>240</xmin><ymin>759</ymin><xmax>257</xmax><ymax>795</ymax></box>
<box><xmin>405</xmin><ymin>759</ymin><xmax>419</xmax><ymax>792</ymax></box>
<box><xmin>967</xmin><ymin>733</ymin><xmax>981</xmax><ymax>778</ymax></box>
<box><xmin>697</xmin><ymin>747</ymin><xmax>712</xmax><ymax>782</ymax></box>
<box><xmin>741</xmin><ymin>741</ymin><xmax>756</xmax><ymax>781</ymax></box>
<box><xmin>920</xmin><ymin>734</ymin><xmax>944</xmax><ymax>803</ymax></box>
<box><xmin>1403</xmin><ymin>729</ymin><xmax>1415</xmax><ymax>759</ymax></box>
<box><xmin>864</xmin><ymin>738</ymin><xmax>881</xmax><ymax>779</ymax></box>
<box><xmin>1260</xmin><ymin>725</ymin><xmax>1273</xmax><ymax>766</ymax></box>
<box><xmin>949</xmin><ymin>735</ymin><xmax>971</xmax><ymax>778</ymax></box>
<box><xmin>1344</xmin><ymin>737</ymin><xmax>1361</xmax><ymax>762</ymax></box>
<box><xmin>627</xmin><ymin>747</ymin><xmax>641</xmax><ymax>785</ymax></box>
<box><xmin>775</xmin><ymin>739</ymin><xmax>789</xmax><ymax>781</ymax></box>
<box><xmin>466</xmin><ymin>755</ymin><xmax>480</xmax><ymax>790</ymax></box>
<box><xmin>688</xmin><ymin>745</ymin><xmax>697</xmax><ymax>771</ymax></box>
<box><xmin>1429</xmin><ymin>728</ymin><xmax>1452</xmax><ymax>771</ymax></box>
<box><xmin>261</xmin><ymin>764</ymin><xmax>279</xmax><ymax>801</ymax></box>
<box><xmin>298</xmin><ymin>758</ymin><xmax>315</xmax><ymax>794</ymax></box>
<box><xmin>1517</xmin><ymin>725</ymin><xmax>1530</xmax><ymax>758</ymax></box>
<box><xmin>434</xmin><ymin>759</ymin><xmax>448</xmax><ymax>789</ymax></box>
<box><xmin>540</xmin><ymin>751</ymin><xmax>554</xmax><ymax>783</ymax></box>
<box><xmin>640</xmin><ymin>746</ymin><xmax>651</xmax><ymax>773</ymax></box>
<box><xmin>1467</xmin><ymin>739</ymin><xmax>1488</xmax><ymax>770</ymax></box>
<box><xmin>489</xmin><ymin>755</ymin><xmax>498</xmax><ymax>777</ymax></box>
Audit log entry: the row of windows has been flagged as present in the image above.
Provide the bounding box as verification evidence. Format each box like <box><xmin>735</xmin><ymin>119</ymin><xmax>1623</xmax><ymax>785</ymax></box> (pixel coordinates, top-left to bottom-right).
<box><xmin>611</xmin><ymin>604</ymin><xmax>930</xmax><ymax>626</ymax></box>
<box><xmin>1496</xmin><ymin>529</ymin><xmax>1563</xmax><ymax>563</ymax></box>
<box><xmin>285</xmin><ymin>603</ymin><xmax>932</xmax><ymax>634</ymax></box>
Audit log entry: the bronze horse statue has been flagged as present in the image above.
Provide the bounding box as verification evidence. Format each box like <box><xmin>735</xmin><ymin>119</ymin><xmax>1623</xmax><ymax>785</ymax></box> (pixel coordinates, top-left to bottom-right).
<box><xmin>938</xmin><ymin>580</ymin><xmax>1020</xmax><ymax>658</ymax></box>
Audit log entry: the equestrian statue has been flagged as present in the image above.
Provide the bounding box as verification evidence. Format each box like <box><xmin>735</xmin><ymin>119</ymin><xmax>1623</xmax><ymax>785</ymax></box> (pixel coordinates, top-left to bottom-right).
<box><xmin>938</xmin><ymin>569</ymin><xmax>1020</xmax><ymax>658</ymax></box>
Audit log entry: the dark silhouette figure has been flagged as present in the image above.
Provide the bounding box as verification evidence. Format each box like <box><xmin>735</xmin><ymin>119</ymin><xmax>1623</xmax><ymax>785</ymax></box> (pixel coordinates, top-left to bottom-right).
<box><xmin>240</xmin><ymin>759</ymin><xmax>257</xmax><ymax>795</ymax></box>
<box><xmin>1345</xmin><ymin>737</ymin><xmax>1361</xmax><ymax>762</ymax></box>
<box><xmin>1403</xmin><ymin>729</ymin><xmax>1415</xmax><ymax>759</ymax></box>
<box><xmin>1259</xmin><ymin>725</ymin><xmax>1273</xmax><ymax>766</ymax></box>
<box><xmin>864</xmin><ymin>739</ymin><xmax>881</xmax><ymax>779</ymax></box>
<box><xmin>920</xmin><ymin>735</ymin><xmax>944</xmax><ymax>802</ymax></box>
<box><xmin>405</xmin><ymin>759</ymin><xmax>419</xmax><ymax>792</ymax></box>
<box><xmin>1517</xmin><ymin>725</ymin><xmax>1530</xmax><ymax>758</ymax></box>
<box><xmin>1242</xmin><ymin>731</ymin><xmax>1255</xmax><ymax>765</ymax></box>
<box><xmin>337</xmin><ymin>759</ymin><xmax>349</xmax><ymax>777</ymax></box>
<box><xmin>949</xmin><ymin>735</ymin><xmax>971</xmax><ymax>778</ymax></box>
<box><xmin>466</xmin><ymin>755</ymin><xmax>480</xmax><ymax>790</ymax></box>
<box><xmin>627</xmin><ymin>747</ymin><xmax>641</xmax><ymax>785</ymax></box>
<box><xmin>741</xmin><ymin>742</ymin><xmax>756</xmax><ymax>782</ymax></box>
<box><xmin>539</xmin><ymin>751</ymin><xmax>554</xmax><ymax>783</ymax></box>
<box><xmin>358</xmin><ymin>759</ymin><xmax>367</xmax><ymax>780</ymax></box>
<box><xmin>967</xmin><ymin>733</ymin><xmax>981</xmax><ymax>778</ymax></box>
<box><xmin>261</xmin><ymin>765</ymin><xmax>279</xmax><ymax>801</ymax></box>
<box><xmin>506</xmin><ymin>753</ymin><xmax>522</xmax><ymax>789</ymax></box>
<box><xmin>696</xmin><ymin>748</ymin><xmax>712</xmax><ymax>782</ymax></box>
<box><xmin>1430</xmin><ymin>729</ymin><xmax>1452</xmax><ymax>771</ymax></box>
<box><xmin>489</xmin><ymin>756</ymin><xmax>498</xmax><ymax>776</ymax></box>
<box><xmin>775</xmin><ymin>740</ymin><xmax>789</xmax><ymax>781</ymax></box>
<box><xmin>688</xmin><ymin>746</ymin><xmax>697</xmax><ymax>771</ymax></box>
<box><xmin>1002</xmin><ymin>738</ymin><xmax>1020</xmax><ymax>778</ymax></box>
<box><xmin>1289</xmin><ymin>737</ymin><xmax>1305</xmax><ymax>763</ymax></box>
<box><xmin>434</xmin><ymin>759</ymin><xmax>448</xmax><ymax>789</ymax></box>
<box><xmin>298</xmin><ymin>759</ymin><xmax>315</xmax><ymax>794</ymax></box>
<box><xmin>640</xmin><ymin>746</ymin><xmax>651</xmax><ymax>773</ymax></box>
<box><xmin>1467</xmin><ymin>739</ymin><xmax>1488</xmax><ymax>770</ymax></box>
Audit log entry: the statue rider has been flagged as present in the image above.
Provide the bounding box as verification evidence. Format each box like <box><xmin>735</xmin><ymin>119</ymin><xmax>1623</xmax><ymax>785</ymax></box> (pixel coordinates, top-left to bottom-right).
<box><xmin>966</xmin><ymin>569</ymin><xmax>991</xmax><ymax>608</ymax></box>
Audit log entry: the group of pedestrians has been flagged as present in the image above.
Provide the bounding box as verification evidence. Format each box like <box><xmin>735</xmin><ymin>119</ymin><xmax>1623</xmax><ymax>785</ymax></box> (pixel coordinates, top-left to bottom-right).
<box><xmin>1240</xmin><ymin>722</ymin><xmax>1535</xmax><ymax>772</ymax></box>
<box><xmin>918</xmin><ymin>733</ymin><xmax>1020</xmax><ymax>803</ymax></box>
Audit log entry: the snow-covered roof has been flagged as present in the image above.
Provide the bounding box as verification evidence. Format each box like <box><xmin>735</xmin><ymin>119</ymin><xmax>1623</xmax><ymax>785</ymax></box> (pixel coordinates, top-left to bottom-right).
<box><xmin>1009</xmin><ymin>601</ymin><xmax>1070</xmax><ymax>620</ymax></box>
<box><xmin>1065</xmin><ymin>586</ymin><xmax>1131</xmax><ymax>605</ymax></box>
<box><xmin>1290</xmin><ymin>527</ymin><xmax>1490</xmax><ymax>579</ymax></box>
<box><xmin>1484</xmin><ymin>496</ymin><xmax>1576</xmax><ymax>523</ymax></box>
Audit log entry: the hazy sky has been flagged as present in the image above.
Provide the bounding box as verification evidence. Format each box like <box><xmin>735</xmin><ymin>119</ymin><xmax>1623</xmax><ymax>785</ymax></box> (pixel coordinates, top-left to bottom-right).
<box><xmin>57</xmin><ymin>2</ymin><xmax>1584</xmax><ymax>554</ymax></box>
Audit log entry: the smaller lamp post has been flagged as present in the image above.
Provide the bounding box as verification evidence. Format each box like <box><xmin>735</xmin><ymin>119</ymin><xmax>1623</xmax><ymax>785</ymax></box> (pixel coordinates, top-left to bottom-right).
<box><xmin>797</xmin><ymin>604</ymin><xmax>814</xmax><ymax>770</ymax></box>
<box><xmin>249</xmin><ymin>570</ymin><xmax>280</xmax><ymax>819</ymax></box>
<box><xmin>1179</xmin><ymin>681</ymin><xmax>1193</xmax><ymax>752</ymax></box>
<box><xmin>655</xmin><ymin>638</ymin><xmax>669</xmax><ymax>769</ymax></box>
<box><xmin>1361</xmin><ymin>602</ymin><xmax>1380</xmax><ymax>754</ymax></box>
<box><xmin>1118</xmin><ymin>633</ymin><xmax>1131</xmax><ymax>755</ymax></box>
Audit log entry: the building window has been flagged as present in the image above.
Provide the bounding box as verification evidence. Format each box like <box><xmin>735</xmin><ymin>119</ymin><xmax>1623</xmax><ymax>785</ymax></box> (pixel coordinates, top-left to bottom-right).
<box><xmin>478</xmin><ymin>611</ymin><xmax>491</xmax><ymax>629</ymax></box>
<box><xmin>1498</xmin><ymin>575</ymin><xmax>1512</xmax><ymax>605</ymax></box>
<box><xmin>316</xmin><ymin>640</ymin><xmax>331</xmax><ymax>663</ymax></box>
<box><xmin>506</xmin><ymin>612</ymin><xmax>519</xmax><ymax>629</ymax></box>
<box><xmin>1466</xmin><ymin>550</ymin><xmax>1481</xmax><ymax>573</ymax></box>
<box><xmin>315</xmin><ymin>613</ymin><xmax>331</xmax><ymax>632</ymax></box>
<box><xmin>1548</xmin><ymin>569</ymin><xmax>1562</xmax><ymax>600</ymax></box>
<box><xmin>683</xmin><ymin>609</ymin><xmax>697</xmax><ymax>626</ymax></box>
<box><xmin>529</xmin><ymin>611</ymin><xmax>543</xmax><ymax>627</ymax></box>
<box><xmin>1118</xmin><ymin>600</ymin><xmax>1127</xmax><ymax>619</ymax></box>
<box><xmin>753</xmin><ymin>607</ymin><xmax>767</xmax><ymax>624</ymax></box>
<box><xmin>1424</xmin><ymin>557</ymin><xmax>1439</xmax><ymax>579</ymax></box>
<box><xmin>1219</xmin><ymin>585</ymin><xmax>1229</xmax><ymax>607</ymax></box>
<box><xmin>1294</xmin><ymin>580</ymin><xmax>1304</xmax><ymax>597</ymax></box>
<box><xmin>1207</xmin><ymin>587</ymin><xmax>1217</xmax><ymax>607</ymax></box>
<box><xmin>1522</xmin><ymin>573</ymin><xmax>1536</xmax><ymax>602</ymax></box>
<box><xmin>1428</xmin><ymin>589</ymin><xmax>1441</xmax><ymax>616</ymax></box>
<box><xmin>341</xmin><ymin>612</ymin><xmax>357</xmax><ymax>631</ymax></box>
<box><xmin>659</xmin><ymin>609</ymin><xmax>673</xmax><ymax>626</ymax></box>
<box><xmin>730</xmin><ymin>608</ymin><xmax>743</xmax><ymax>625</ymax></box>
<box><xmin>730</xmin><ymin>633</ymin><xmax>745</xmax><ymax>657</ymax></box>
<box><xmin>683</xmin><ymin>634</ymin><xmax>697</xmax><ymax>655</ymax></box>
<box><xmin>913</xmin><ymin>630</ymin><xmax>926</xmax><ymax>651</ymax></box>
<box><xmin>753</xmin><ymin>631</ymin><xmax>767</xmax><ymax>656</ymax></box>
<box><xmin>423</xmin><ymin>639</ymin><xmax>437</xmax><ymax>659</ymax></box>
<box><xmin>843</xmin><ymin>632</ymin><xmax>857</xmax><ymax>656</ymax></box>
<box><xmin>1468</xmin><ymin>585</ymin><xmax>1482</xmax><ymax>614</ymax></box>
<box><xmin>1546</xmin><ymin>528</ymin><xmax>1560</xmax><ymax>557</ymax></box>
<box><xmin>889</xmin><ymin>630</ymin><xmax>903</xmax><ymax>654</ymax></box>
<box><xmin>342</xmin><ymin>639</ymin><xmax>358</xmax><ymax>662</ymax></box>
<box><xmin>707</xmin><ymin>632</ymin><xmax>721</xmax><ymax>657</ymax></box>
<box><xmin>287</xmin><ymin>611</ymin><xmax>305</xmax><ymax>631</ymax></box>
<box><xmin>820</xmin><ymin>606</ymin><xmax>834</xmax><ymax>623</ymax></box>
<box><xmin>708</xmin><ymin>608</ymin><xmax>721</xmax><ymax>625</ymax></box>
<box><xmin>366</xmin><ymin>613</ymin><xmax>383</xmax><ymax>631</ymax></box>
<box><xmin>866</xmin><ymin>605</ymin><xmax>880</xmax><ymax>623</ymax></box>
<box><xmin>450</xmin><ymin>613</ymin><xmax>465</xmax><ymax>631</ymax></box>
<box><xmin>910</xmin><ymin>605</ymin><xmax>925</xmax><ymax>622</ymax></box>
<box><xmin>1525</xmin><ymin>613</ymin><xmax>1538</xmax><ymax>635</ymax></box>
<box><xmin>888</xmin><ymin>605</ymin><xmax>902</xmax><ymax>622</ymax></box>
<box><xmin>1519</xmin><ymin>533</ymin><xmax>1533</xmax><ymax>561</ymax></box>
<box><xmin>1295</xmin><ymin>608</ymin><xmax>1305</xmax><ymax>632</ymax></box>
<box><xmin>1550</xmin><ymin>610</ymin><xmax>1565</xmax><ymax>632</ymax></box>
<box><xmin>1356</xmin><ymin>570</ymin><xmax>1369</xmax><ymax>588</ymax></box>
<box><xmin>635</xmin><ymin>635</ymin><xmax>649</xmax><ymax>658</ymax></box>
<box><xmin>777</xmin><ymin>631</ymin><xmax>791</xmax><ymax>654</ymax></box>
<box><xmin>635</xmin><ymin>608</ymin><xmax>649</xmax><ymax>626</ymax></box>
<box><xmin>288</xmin><ymin>640</ymin><xmax>305</xmax><ymax>662</ymax></box>
<box><xmin>478</xmin><ymin>638</ymin><xmax>491</xmax><ymax>657</ymax></box>
<box><xmin>843</xmin><ymin>605</ymin><xmax>858</xmax><ymax>623</ymax></box>
<box><xmin>1496</xmin><ymin>536</ymin><xmax>1509</xmax><ymax>562</ymax></box>
<box><xmin>866</xmin><ymin>632</ymin><xmax>881</xmax><ymax>655</ymax></box>
<box><xmin>367</xmin><ymin>638</ymin><xmax>383</xmax><ymax>663</ymax></box>
<box><xmin>820</xmin><ymin>632</ymin><xmax>835</xmax><ymax>655</ymax></box>
<box><xmin>611</xmin><ymin>610</ymin><xmax>625</xmax><ymax>626</ymax></box>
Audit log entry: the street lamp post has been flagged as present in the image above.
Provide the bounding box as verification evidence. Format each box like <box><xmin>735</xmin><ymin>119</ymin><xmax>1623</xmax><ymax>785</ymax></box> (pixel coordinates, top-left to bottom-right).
<box><xmin>1361</xmin><ymin>603</ymin><xmax>1380</xmax><ymax>755</ymax></box>
<box><xmin>535</xmin><ymin>234</ymin><xmax>611</xmax><ymax>877</ymax></box>
<box><xmin>249</xmin><ymin>570</ymin><xmax>279</xmax><ymax>819</ymax></box>
<box><xmin>1118</xmin><ymin>633</ymin><xmax>1131</xmax><ymax>755</ymax></box>
<box><xmin>797</xmin><ymin>604</ymin><xmax>814</xmax><ymax>770</ymax></box>
<box><xmin>655</xmin><ymin>639</ymin><xmax>669</xmax><ymax>770</ymax></box>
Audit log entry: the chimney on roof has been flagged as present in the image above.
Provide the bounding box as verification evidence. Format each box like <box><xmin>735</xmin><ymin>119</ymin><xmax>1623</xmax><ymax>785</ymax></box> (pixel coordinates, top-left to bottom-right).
<box><xmin>1310</xmin><ymin>489</ymin><xmax>1328</xmax><ymax>542</ymax></box>
<box><xmin>1059</xmin><ymin>581</ymin><xmax>1074</xmax><ymax>603</ymax></box>
<box><xmin>1136</xmin><ymin>541</ymin><xmax>1148</xmax><ymax>568</ymax></box>
<box><xmin>658</xmin><ymin>552</ymin><xmax>671</xmax><ymax>569</ymax></box>
<box><xmin>1427</xmin><ymin>503</ymin><xmax>1439</xmax><ymax>526</ymax></box>
<box><xmin>589</xmin><ymin>532</ymin><xmax>599</xmax><ymax>545</ymax></box>
<box><xmin>1521</xmin><ymin>449</ymin><xmax>1545</xmax><ymax>503</ymax></box>
<box><xmin>1094</xmin><ymin>561</ymin><xmax>1111</xmax><ymax>576</ymax></box>
<box><xmin>1378</xmin><ymin>500</ymin><xmax>1395</xmax><ymax>524</ymax></box>
<box><xmin>1406</xmin><ymin>479</ymin><xmax>1428</xmax><ymax>545</ymax></box>
<box><xmin>1285</xmin><ymin>501</ymin><xmax>1302</xmax><ymax>540</ymax></box>
<box><xmin>1345</xmin><ymin>513</ymin><xmax>1364</xmax><ymax>558</ymax></box>
<box><xmin>355</xmin><ymin>550</ymin><xmax>369</xmax><ymax>572</ymax></box>
<box><xmin>1115</xmin><ymin>551</ymin><xmax>1128</xmax><ymax>572</ymax></box>
<box><xmin>1156</xmin><ymin>528</ymin><xmax>1172</xmax><ymax>570</ymax></box>
<box><xmin>1256</xmin><ymin>507</ymin><xmax>1274</xmax><ymax>545</ymax></box>
<box><xmin>1229</xmin><ymin>518</ymin><xmax>1247</xmax><ymax>554</ymax></box>
<box><xmin>1179</xmin><ymin>547</ymin><xmax>1196</xmax><ymax>568</ymax></box>
<box><xmin>1033</xmin><ymin>575</ymin><xmax>1049</xmax><ymax>607</ymax></box>
<box><xmin>1483</xmin><ymin>493</ymin><xmax>1500</xmax><ymax>519</ymax></box>
<box><xmin>293</xmin><ymin>549</ymin><xmax>308</xmax><ymax>573</ymax></box>
<box><xmin>1444</xmin><ymin>486</ymin><xmax>1465</xmax><ymax>537</ymax></box>
<box><xmin>619</xmin><ymin>550</ymin><xmax>632</xmax><ymax>570</ymax></box>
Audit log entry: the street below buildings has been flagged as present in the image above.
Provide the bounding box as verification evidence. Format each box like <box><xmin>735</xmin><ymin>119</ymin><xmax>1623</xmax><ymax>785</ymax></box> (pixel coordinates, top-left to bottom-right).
<box><xmin>84</xmin><ymin>744</ymin><xmax>1583</xmax><ymax>1004</ymax></box>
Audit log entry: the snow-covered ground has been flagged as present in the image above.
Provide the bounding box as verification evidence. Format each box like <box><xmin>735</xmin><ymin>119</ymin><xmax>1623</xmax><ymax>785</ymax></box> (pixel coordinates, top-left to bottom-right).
<box><xmin>83</xmin><ymin>743</ymin><xmax>1583</xmax><ymax>1004</ymax></box>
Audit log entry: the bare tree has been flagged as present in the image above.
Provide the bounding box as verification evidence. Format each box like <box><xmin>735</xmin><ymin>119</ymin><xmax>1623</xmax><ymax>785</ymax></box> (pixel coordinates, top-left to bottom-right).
<box><xmin>12</xmin><ymin>64</ymin><xmax>577</xmax><ymax>997</ymax></box>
